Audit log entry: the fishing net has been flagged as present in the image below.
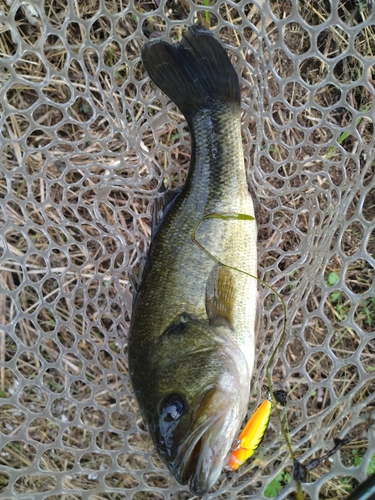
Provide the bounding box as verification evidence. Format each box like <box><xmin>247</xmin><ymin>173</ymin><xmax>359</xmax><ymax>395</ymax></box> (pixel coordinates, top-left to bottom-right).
<box><xmin>0</xmin><ymin>0</ymin><xmax>374</xmax><ymax>499</ymax></box>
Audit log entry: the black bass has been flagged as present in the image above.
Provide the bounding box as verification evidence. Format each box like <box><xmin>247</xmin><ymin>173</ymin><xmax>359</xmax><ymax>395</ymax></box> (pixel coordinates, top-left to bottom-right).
<box><xmin>128</xmin><ymin>25</ymin><xmax>258</xmax><ymax>496</ymax></box>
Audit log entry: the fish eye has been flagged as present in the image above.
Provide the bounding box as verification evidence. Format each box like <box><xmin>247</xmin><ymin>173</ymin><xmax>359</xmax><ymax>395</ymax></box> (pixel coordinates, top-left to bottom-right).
<box><xmin>160</xmin><ymin>394</ymin><xmax>185</xmax><ymax>422</ymax></box>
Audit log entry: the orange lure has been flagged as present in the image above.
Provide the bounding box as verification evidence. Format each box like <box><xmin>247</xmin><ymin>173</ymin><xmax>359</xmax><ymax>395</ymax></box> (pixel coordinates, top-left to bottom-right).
<box><xmin>227</xmin><ymin>389</ymin><xmax>287</xmax><ymax>471</ymax></box>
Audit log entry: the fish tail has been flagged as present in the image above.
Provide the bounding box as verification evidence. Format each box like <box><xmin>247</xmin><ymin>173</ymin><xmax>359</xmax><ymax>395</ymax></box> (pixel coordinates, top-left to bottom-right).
<box><xmin>141</xmin><ymin>25</ymin><xmax>240</xmax><ymax>119</ymax></box>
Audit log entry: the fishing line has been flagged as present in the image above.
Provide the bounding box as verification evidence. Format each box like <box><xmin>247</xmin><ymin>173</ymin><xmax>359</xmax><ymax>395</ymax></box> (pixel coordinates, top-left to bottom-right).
<box><xmin>191</xmin><ymin>212</ymin><xmax>304</xmax><ymax>500</ymax></box>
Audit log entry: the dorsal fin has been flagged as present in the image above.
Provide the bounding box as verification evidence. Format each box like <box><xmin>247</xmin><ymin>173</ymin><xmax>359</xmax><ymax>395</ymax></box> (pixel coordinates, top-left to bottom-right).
<box><xmin>151</xmin><ymin>186</ymin><xmax>182</xmax><ymax>240</ymax></box>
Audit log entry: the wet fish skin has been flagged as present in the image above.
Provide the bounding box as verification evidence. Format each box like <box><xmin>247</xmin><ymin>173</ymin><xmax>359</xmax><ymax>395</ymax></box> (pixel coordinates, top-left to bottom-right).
<box><xmin>128</xmin><ymin>25</ymin><xmax>258</xmax><ymax>496</ymax></box>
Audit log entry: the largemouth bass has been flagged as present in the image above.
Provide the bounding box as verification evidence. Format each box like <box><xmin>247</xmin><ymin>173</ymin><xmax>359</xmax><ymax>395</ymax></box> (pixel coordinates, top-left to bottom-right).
<box><xmin>129</xmin><ymin>25</ymin><xmax>258</xmax><ymax>496</ymax></box>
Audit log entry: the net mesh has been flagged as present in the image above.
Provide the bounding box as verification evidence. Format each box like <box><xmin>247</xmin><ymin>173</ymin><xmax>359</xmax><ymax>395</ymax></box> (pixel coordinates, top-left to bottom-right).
<box><xmin>0</xmin><ymin>0</ymin><xmax>374</xmax><ymax>498</ymax></box>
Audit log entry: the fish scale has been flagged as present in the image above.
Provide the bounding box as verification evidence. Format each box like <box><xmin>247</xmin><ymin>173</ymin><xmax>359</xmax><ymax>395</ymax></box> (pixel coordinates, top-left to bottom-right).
<box><xmin>133</xmin><ymin>104</ymin><xmax>257</xmax><ymax>344</ymax></box>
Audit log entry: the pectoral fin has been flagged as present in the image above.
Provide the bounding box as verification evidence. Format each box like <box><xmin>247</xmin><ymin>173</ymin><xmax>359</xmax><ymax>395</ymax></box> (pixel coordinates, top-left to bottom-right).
<box><xmin>205</xmin><ymin>265</ymin><xmax>236</xmax><ymax>330</ymax></box>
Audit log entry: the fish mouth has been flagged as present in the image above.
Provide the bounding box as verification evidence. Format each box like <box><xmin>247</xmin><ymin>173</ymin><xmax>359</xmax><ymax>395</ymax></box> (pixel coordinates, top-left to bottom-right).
<box><xmin>172</xmin><ymin>388</ymin><xmax>239</xmax><ymax>496</ymax></box>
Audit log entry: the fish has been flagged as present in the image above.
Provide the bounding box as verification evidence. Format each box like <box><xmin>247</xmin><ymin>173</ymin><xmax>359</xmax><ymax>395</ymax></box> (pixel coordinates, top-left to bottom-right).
<box><xmin>128</xmin><ymin>25</ymin><xmax>258</xmax><ymax>496</ymax></box>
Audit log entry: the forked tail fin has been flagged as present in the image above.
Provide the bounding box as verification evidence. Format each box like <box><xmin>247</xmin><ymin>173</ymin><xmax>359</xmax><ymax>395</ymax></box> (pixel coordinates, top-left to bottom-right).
<box><xmin>141</xmin><ymin>25</ymin><xmax>240</xmax><ymax>120</ymax></box>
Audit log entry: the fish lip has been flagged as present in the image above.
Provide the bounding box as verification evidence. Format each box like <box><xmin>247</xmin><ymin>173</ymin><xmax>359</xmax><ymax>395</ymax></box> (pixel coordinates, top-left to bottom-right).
<box><xmin>172</xmin><ymin>391</ymin><xmax>238</xmax><ymax>495</ymax></box>
<box><xmin>173</xmin><ymin>408</ymin><xmax>217</xmax><ymax>486</ymax></box>
<box><xmin>190</xmin><ymin>412</ymin><xmax>231</xmax><ymax>496</ymax></box>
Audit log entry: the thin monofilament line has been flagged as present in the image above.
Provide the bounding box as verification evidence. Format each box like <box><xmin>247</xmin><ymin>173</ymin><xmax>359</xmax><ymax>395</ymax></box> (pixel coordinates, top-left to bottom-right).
<box><xmin>0</xmin><ymin>2</ymin><xmax>373</xmax><ymax>499</ymax></box>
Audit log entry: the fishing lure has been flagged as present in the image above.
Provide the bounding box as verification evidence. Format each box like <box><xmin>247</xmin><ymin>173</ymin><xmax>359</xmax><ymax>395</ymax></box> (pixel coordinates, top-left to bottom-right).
<box><xmin>227</xmin><ymin>389</ymin><xmax>287</xmax><ymax>471</ymax></box>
